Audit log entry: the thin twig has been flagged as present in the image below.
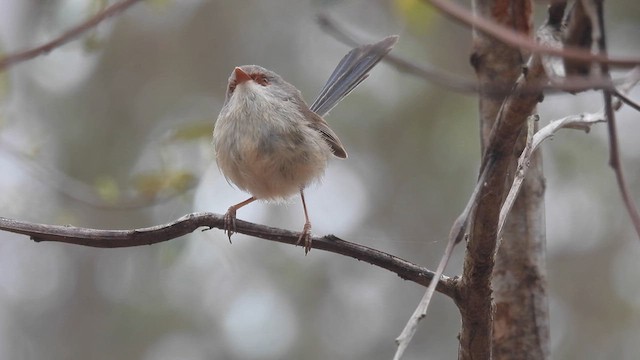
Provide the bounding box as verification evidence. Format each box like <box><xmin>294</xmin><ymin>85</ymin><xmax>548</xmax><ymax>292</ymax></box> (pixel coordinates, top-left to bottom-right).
<box><xmin>317</xmin><ymin>13</ymin><xmax>626</xmax><ymax>96</ymax></box>
<box><xmin>0</xmin><ymin>0</ymin><xmax>144</xmax><ymax>71</ymax></box>
<box><xmin>497</xmin><ymin>115</ymin><xmax>537</xmax><ymax>241</ymax></box>
<box><xmin>393</xmin><ymin>234</ymin><xmax>457</xmax><ymax>360</ymax></box>
<box><xmin>592</xmin><ymin>0</ymin><xmax>640</xmax><ymax>239</ymax></box>
<box><xmin>497</xmin><ymin>66</ymin><xmax>640</xmax><ymax>251</ymax></box>
<box><xmin>317</xmin><ymin>13</ymin><xmax>475</xmax><ymax>93</ymax></box>
<box><xmin>391</xmin><ymin>163</ymin><xmax>491</xmax><ymax>360</ymax></box>
<box><xmin>423</xmin><ymin>0</ymin><xmax>640</xmax><ymax>68</ymax></box>
<box><xmin>613</xmin><ymin>90</ymin><xmax>640</xmax><ymax>112</ymax></box>
<box><xmin>0</xmin><ymin>213</ymin><xmax>457</xmax><ymax>298</ymax></box>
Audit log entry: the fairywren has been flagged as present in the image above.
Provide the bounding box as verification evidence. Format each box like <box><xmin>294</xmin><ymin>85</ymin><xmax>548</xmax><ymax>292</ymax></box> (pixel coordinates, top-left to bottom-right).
<box><xmin>213</xmin><ymin>35</ymin><xmax>398</xmax><ymax>253</ymax></box>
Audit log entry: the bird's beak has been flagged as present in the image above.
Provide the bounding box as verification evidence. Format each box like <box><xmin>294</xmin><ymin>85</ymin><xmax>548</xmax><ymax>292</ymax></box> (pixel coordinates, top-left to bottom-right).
<box><xmin>234</xmin><ymin>67</ymin><xmax>252</xmax><ymax>84</ymax></box>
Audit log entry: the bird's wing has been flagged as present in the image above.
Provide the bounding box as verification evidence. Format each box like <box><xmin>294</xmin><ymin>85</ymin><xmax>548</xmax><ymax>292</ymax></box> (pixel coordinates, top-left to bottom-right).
<box><xmin>302</xmin><ymin>107</ymin><xmax>348</xmax><ymax>158</ymax></box>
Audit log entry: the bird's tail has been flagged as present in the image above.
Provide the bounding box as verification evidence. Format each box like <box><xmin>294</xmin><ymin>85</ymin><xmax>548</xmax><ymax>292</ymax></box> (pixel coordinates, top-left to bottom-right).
<box><xmin>309</xmin><ymin>35</ymin><xmax>398</xmax><ymax>117</ymax></box>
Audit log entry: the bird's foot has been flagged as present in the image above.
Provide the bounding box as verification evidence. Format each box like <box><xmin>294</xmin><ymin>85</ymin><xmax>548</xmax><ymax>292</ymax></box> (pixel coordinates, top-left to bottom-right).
<box><xmin>296</xmin><ymin>222</ymin><xmax>312</xmax><ymax>255</ymax></box>
<box><xmin>223</xmin><ymin>207</ymin><xmax>237</xmax><ymax>243</ymax></box>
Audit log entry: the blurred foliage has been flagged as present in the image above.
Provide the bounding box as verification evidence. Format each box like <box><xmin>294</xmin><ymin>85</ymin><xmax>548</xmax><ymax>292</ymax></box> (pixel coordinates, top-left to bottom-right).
<box><xmin>166</xmin><ymin>121</ymin><xmax>213</xmax><ymax>142</ymax></box>
<box><xmin>0</xmin><ymin>65</ymin><xmax>7</xmax><ymax>101</ymax></box>
<box><xmin>147</xmin><ymin>0</ymin><xmax>174</xmax><ymax>10</ymax></box>
<box><xmin>82</xmin><ymin>32</ymin><xmax>105</xmax><ymax>52</ymax></box>
<box><xmin>394</xmin><ymin>0</ymin><xmax>436</xmax><ymax>33</ymax></box>
<box><xmin>132</xmin><ymin>170</ymin><xmax>197</xmax><ymax>199</ymax></box>
<box><xmin>94</xmin><ymin>175</ymin><xmax>121</xmax><ymax>204</ymax></box>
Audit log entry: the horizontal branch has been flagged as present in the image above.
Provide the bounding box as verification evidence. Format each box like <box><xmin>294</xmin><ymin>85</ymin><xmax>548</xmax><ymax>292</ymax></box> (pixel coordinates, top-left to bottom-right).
<box><xmin>0</xmin><ymin>213</ymin><xmax>457</xmax><ymax>298</ymax></box>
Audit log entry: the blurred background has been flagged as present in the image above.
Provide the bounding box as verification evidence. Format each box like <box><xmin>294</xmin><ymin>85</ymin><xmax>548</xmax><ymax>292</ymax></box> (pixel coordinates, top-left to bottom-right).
<box><xmin>0</xmin><ymin>0</ymin><xmax>639</xmax><ymax>359</ymax></box>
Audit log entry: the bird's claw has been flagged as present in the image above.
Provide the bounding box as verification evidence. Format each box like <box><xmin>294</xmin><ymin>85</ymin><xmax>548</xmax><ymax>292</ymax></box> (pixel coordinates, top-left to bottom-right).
<box><xmin>223</xmin><ymin>208</ymin><xmax>237</xmax><ymax>243</ymax></box>
<box><xmin>296</xmin><ymin>222</ymin><xmax>312</xmax><ymax>255</ymax></box>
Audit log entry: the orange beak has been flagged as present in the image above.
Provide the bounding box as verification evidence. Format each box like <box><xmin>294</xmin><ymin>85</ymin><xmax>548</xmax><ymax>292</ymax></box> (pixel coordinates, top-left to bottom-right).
<box><xmin>234</xmin><ymin>67</ymin><xmax>252</xmax><ymax>84</ymax></box>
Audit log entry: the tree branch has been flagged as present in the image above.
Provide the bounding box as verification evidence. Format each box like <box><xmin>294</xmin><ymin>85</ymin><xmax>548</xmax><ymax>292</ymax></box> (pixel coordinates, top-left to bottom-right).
<box><xmin>456</xmin><ymin>0</ymin><xmax>549</xmax><ymax>358</ymax></box>
<box><xmin>423</xmin><ymin>0</ymin><xmax>640</xmax><ymax>68</ymax></box>
<box><xmin>0</xmin><ymin>0</ymin><xmax>144</xmax><ymax>71</ymax></box>
<box><xmin>0</xmin><ymin>213</ymin><xmax>457</xmax><ymax>298</ymax></box>
<box><xmin>496</xmin><ymin>114</ymin><xmax>537</xmax><ymax>240</ymax></box>
<box><xmin>317</xmin><ymin>12</ymin><xmax>624</xmax><ymax>96</ymax></box>
<box><xmin>591</xmin><ymin>0</ymin><xmax>640</xmax><ymax>240</ymax></box>
<box><xmin>497</xmin><ymin>93</ymin><xmax>639</xmax><ymax>239</ymax></box>
<box><xmin>613</xmin><ymin>89</ymin><xmax>640</xmax><ymax>112</ymax></box>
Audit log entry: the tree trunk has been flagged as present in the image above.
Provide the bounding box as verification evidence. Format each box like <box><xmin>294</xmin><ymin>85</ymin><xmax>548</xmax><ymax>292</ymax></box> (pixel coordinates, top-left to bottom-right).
<box><xmin>460</xmin><ymin>0</ymin><xmax>550</xmax><ymax>358</ymax></box>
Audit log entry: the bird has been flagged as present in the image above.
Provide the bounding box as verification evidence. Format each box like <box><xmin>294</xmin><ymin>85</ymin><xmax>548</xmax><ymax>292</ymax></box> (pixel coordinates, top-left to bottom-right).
<box><xmin>213</xmin><ymin>35</ymin><xmax>398</xmax><ymax>254</ymax></box>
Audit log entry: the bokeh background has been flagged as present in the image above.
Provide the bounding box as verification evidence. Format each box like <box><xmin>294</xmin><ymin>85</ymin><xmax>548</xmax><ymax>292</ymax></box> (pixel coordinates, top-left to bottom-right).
<box><xmin>0</xmin><ymin>0</ymin><xmax>639</xmax><ymax>359</ymax></box>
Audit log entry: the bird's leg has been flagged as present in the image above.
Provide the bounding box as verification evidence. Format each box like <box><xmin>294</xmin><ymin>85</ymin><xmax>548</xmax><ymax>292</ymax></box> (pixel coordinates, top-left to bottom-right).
<box><xmin>297</xmin><ymin>190</ymin><xmax>313</xmax><ymax>254</ymax></box>
<box><xmin>224</xmin><ymin>196</ymin><xmax>256</xmax><ymax>243</ymax></box>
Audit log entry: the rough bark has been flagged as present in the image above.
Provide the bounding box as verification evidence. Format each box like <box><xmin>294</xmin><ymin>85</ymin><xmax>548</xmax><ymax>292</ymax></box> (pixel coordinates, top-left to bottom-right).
<box><xmin>493</xmin><ymin>140</ymin><xmax>549</xmax><ymax>360</ymax></box>
<box><xmin>458</xmin><ymin>0</ymin><xmax>549</xmax><ymax>359</ymax></box>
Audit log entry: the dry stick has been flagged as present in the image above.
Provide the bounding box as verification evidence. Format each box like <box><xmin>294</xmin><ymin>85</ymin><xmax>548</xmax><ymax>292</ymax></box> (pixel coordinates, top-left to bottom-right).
<box><xmin>497</xmin><ymin>111</ymin><xmax>606</xmax><ymax>239</ymax></box>
<box><xmin>317</xmin><ymin>13</ymin><xmax>622</xmax><ymax>96</ymax></box>
<box><xmin>394</xmin><ymin>5</ymin><xmax>562</xmax><ymax>359</ymax></box>
<box><xmin>498</xmin><ymin>67</ymin><xmax>640</xmax><ymax>241</ymax></box>
<box><xmin>422</xmin><ymin>0</ymin><xmax>640</xmax><ymax>68</ymax></box>
<box><xmin>316</xmin><ymin>13</ymin><xmax>475</xmax><ymax>93</ymax></box>
<box><xmin>0</xmin><ymin>213</ymin><xmax>457</xmax><ymax>298</ymax></box>
<box><xmin>0</xmin><ymin>0</ymin><xmax>188</xmax><ymax>208</ymax></box>
<box><xmin>613</xmin><ymin>89</ymin><xmax>640</xmax><ymax>113</ymax></box>
<box><xmin>496</xmin><ymin>115</ymin><xmax>537</xmax><ymax>240</ymax></box>
<box><xmin>392</xmin><ymin>239</ymin><xmax>456</xmax><ymax>360</ymax></box>
<box><xmin>592</xmin><ymin>1</ymin><xmax>640</xmax><ymax>239</ymax></box>
<box><xmin>393</xmin><ymin>6</ymin><xmax>639</xmax><ymax>356</ymax></box>
<box><xmin>0</xmin><ymin>0</ymin><xmax>144</xmax><ymax>71</ymax></box>
<box><xmin>392</xmin><ymin>162</ymin><xmax>490</xmax><ymax>360</ymax></box>
<box><xmin>454</xmin><ymin>5</ymin><xmax>564</xmax><ymax>356</ymax></box>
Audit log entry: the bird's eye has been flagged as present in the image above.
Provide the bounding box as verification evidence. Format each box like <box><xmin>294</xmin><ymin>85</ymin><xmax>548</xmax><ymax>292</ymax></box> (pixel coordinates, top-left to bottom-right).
<box><xmin>252</xmin><ymin>74</ymin><xmax>270</xmax><ymax>86</ymax></box>
<box><xmin>228</xmin><ymin>81</ymin><xmax>237</xmax><ymax>94</ymax></box>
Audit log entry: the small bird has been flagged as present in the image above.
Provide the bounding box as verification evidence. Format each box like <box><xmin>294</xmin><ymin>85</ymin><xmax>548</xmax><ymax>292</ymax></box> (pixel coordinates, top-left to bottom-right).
<box><xmin>213</xmin><ymin>35</ymin><xmax>398</xmax><ymax>253</ymax></box>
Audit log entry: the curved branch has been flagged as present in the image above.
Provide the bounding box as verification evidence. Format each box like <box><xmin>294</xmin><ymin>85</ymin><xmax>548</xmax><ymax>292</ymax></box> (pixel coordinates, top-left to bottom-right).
<box><xmin>0</xmin><ymin>0</ymin><xmax>144</xmax><ymax>71</ymax></box>
<box><xmin>592</xmin><ymin>1</ymin><xmax>640</xmax><ymax>241</ymax></box>
<box><xmin>317</xmin><ymin>13</ymin><xmax>624</xmax><ymax>96</ymax></box>
<box><xmin>424</xmin><ymin>0</ymin><xmax>640</xmax><ymax>68</ymax></box>
<box><xmin>0</xmin><ymin>213</ymin><xmax>457</xmax><ymax>298</ymax></box>
<box><xmin>613</xmin><ymin>90</ymin><xmax>640</xmax><ymax>112</ymax></box>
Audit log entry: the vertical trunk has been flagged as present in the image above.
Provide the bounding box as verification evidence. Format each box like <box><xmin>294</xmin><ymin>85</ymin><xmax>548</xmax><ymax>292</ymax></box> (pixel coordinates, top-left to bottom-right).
<box><xmin>493</xmin><ymin>141</ymin><xmax>549</xmax><ymax>359</ymax></box>
<box><xmin>460</xmin><ymin>0</ymin><xmax>549</xmax><ymax>358</ymax></box>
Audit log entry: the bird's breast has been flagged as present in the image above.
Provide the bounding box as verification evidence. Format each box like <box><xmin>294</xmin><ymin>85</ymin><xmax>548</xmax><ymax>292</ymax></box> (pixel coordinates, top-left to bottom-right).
<box><xmin>214</xmin><ymin>91</ymin><xmax>332</xmax><ymax>200</ymax></box>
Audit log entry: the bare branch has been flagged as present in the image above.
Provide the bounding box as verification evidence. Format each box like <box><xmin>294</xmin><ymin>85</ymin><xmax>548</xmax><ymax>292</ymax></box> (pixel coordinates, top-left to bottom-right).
<box><xmin>592</xmin><ymin>0</ymin><xmax>640</xmax><ymax>240</ymax></box>
<box><xmin>423</xmin><ymin>0</ymin><xmax>640</xmax><ymax>68</ymax></box>
<box><xmin>317</xmin><ymin>13</ymin><xmax>625</xmax><ymax>96</ymax></box>
<box><xmin>563</xmin><ymin>0</ymin><xmax>593</xmax><ymax>77</ymax></box>
<box><xmin>498</xmin><ymin>65</ymin><xmax>640</xmax><ymax>263</ymax></box>
<box><xmin>0</xmin><ymin>0</ymin><xmax>144</xmax><ymax>71</ymax></box>
<box><xmin>393</xmin><ymin>230</ymin><xmax>459</xmax><ymax>360</ymax></box>
<box><xmin>0</xmin><ymin>213</ymin><xmax>457</xmax><ymax>298</ymax></box>
<box><xmin>613</xmin><ymin>90</ymin><xmax>640</xmax><ymax>112</ymax></box>
<box><xmin>316</xmin><ymin>13</ymin><xmax>475</xmax><ymax>93</ymax></box>
<box><xmin>455</xmin><ymin>1</ymin><xmax>555</xmax><ymax>357</ymax></box>
<box><xmin>497</xmin><ymin>114</ymin><xmax>537</xmax><ymax>240</ymax></box>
